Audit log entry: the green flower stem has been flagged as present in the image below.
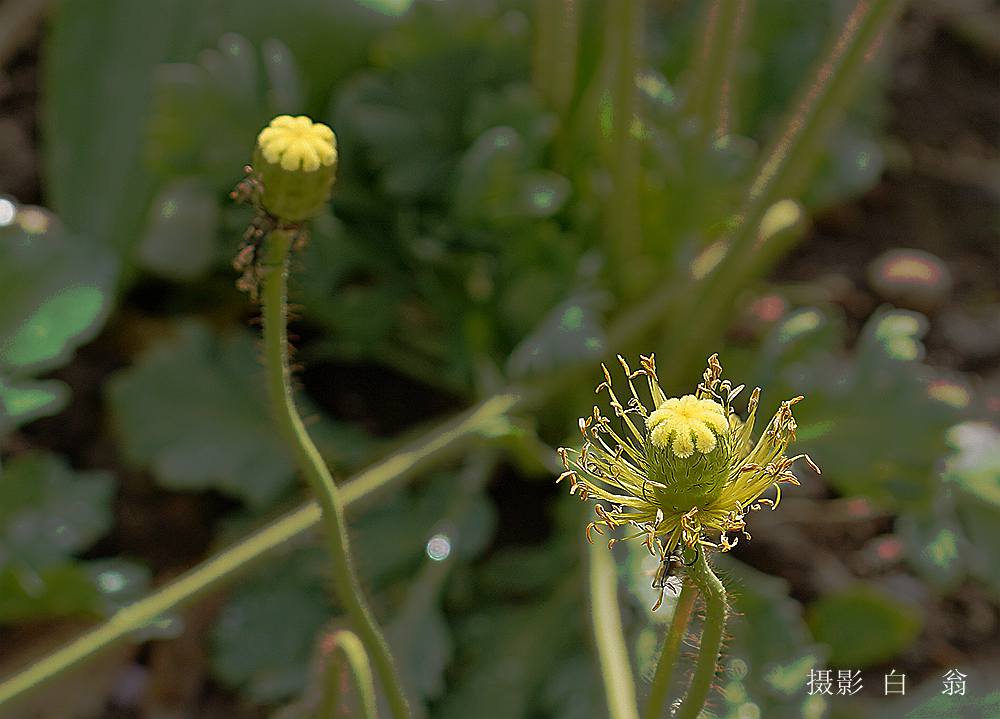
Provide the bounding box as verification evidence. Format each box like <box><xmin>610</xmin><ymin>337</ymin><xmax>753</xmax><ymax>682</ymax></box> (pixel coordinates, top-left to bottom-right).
<box><xmin>387</xmin><ymin>450</ymin><xmax>497</xmax><ymax>719</ymax></box>
<box><xmin>747</xmin><ymin>0</ymin><xmax>905</xmax><ymax>204</ymax></box>
<box><xmin>0</xmin><ymin>394</ymin><xmax>518</xmax><ymax>710</ymax></box>
<box><xmin>532</xmin><ymin>0</ymin><xmax>555</xmax><ymax>103</ymax></box>
<box><xmin>663</xmin><ymin>0</ymin><xmax>905</xmax><ymax>383</ymax></box>
<box><xmin>320</xmin><ymin>630</ymin><xmax>377</xmax><ymax>719</ymax></box>
<box><xmin>604</xmin><ymin>0</ymin><xmax>645</xmax><ymax>295</ymax></box>
<box><xmin>260</xmin><ymin>230</ymin><xmax>409</xmax><ymax>719</ymax></box>
<box><xmin>668</xmin><ymin>0</ymin><xmax>753</xmax><ymax>268</ymax></box>
<box><xmin>686</xmin><ymin>0</ymin><xmax>752</xmax><ymax>144</ymax></box>
<box><xmin>532</xmin><ymin>0</ymin><xmax>579</xmax><ymax>116</ymax></box>
<box><xmin>588</xmin><ymin>540</ymin><xmax>640</xmax><ymax>719</ymax></box>
<box><xmin>642</xmin><ymin>580</ymin><xmax>698</xmax><ymax>719</ymax></box>
<box><xmin>0</xmin><ymin>263</ymin><xmax>687</xmax><ymax>710</ymax></box>
<box><xmin>674</xmin><ymin>551</ymin><xmax>727</xmax><ymax>719</ymax></box>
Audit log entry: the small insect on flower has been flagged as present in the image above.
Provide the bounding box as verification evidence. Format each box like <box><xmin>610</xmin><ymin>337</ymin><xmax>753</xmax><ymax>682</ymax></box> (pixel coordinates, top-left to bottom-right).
<box><xmin>650</xmin><ymin>546</ymin><xmax>697</xmax><ymax>611</ymax></box>
<box><xmin>557</xmin><ymin>353</ymin><xmax>819</xmax><ymax>608</ymax></box>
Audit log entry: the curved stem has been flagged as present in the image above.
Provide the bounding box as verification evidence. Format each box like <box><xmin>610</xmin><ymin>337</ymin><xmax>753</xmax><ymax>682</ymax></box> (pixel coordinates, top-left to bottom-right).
<box><xmin>320</xmin><ymin>630</ymin><xmax>378</xmax><ymax>719</ymax></box>
<box><xmin>0</xmin><ymin>249</ymin><xmax>686</xmax><ymax>709</ymax></box>
<box><xmin>0</xmin><ymin>395</ymin><xmax>517</xmax><ymax>710</ymax></box>
<box><xmin>260</xmin><ymin>230</ymin><xmax>410</xmax><ymax>719</ymax></box>
<box><xmin>674</xmin><ymin>551</ymin><xmax>727</xmax><ymax>719</ymax></box>
<box><xmin>642</xmin><ymin>580</ymin><xmax>698</xmax><ymax>719</ymax></box>
<box><xmin>588</xmin><ymin>540</ymin><xmax>640</xmax><ymax>719</ymax></box>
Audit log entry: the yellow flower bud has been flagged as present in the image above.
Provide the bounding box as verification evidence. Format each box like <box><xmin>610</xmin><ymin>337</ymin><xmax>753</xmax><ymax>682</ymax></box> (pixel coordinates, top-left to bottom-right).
<box><xmin>253</xmin><ymin>115</ymin><xmax>337</xmax><ymax>222</ymax></box>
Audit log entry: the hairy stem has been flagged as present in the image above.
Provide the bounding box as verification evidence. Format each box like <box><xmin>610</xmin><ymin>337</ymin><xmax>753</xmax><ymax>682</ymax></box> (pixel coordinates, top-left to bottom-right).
<box><xmin>533</xmin><ymin>0</ymin><xmax>579</xmax><ymax>116</ymax></box>
<box><xmin>260</xmin><ymin>230</ymin><xmax>410</xmax><ymax>719</ymax></box>
<box><xmin>642</xmin><ymin>580</ymin><xmax>698</xmax><ymax>719</ymax></box>
<box><xmin>320</xmin><ymin>630</ymin><xmax>377</xmax><ymax>719</ymax></box>
<box><xmin>674</xmin><ymin>551</ymin><xmax>727</xmax><ymax>719</ymax></box>
<box><xmin>667</xmin><ymin>0</ymin><xmax>753</xmax><ymax>263</ymax></box>
<box><xmin>0</xmin><ymin>264</ymin><xmax>690</xmax><ymax>708</ymax></box>
<box><xmin>664</xmin><ymin>0</ymin><xmax>905</xmax><ymax>383</ymax></box>
<box><xmin>0</xmin><ymin>394</ymin><xmax>517</xmax><ymax>710</ymax></box>
<box><xmin>603</xmin><ymin>0</ymin><xmax>645</xmax><ymax>295</ymax></box>
<box><xmin>589</xmin><ymin>540</ymin><xmax>640</xmax><ymax>719</ymax></box>
<box><xmin>686</xmin><ymin>0</ymin><xmax>753</xmax><ymax>144</ymax></box>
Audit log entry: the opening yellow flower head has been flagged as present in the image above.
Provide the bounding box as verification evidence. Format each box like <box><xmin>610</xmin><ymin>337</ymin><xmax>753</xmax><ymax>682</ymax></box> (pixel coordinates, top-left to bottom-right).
<box><xmin>557</xmin><ymin>353</ymin><xmax>819</xmax><ymax>562</ymax></box>
<box><xmin>257</xmin><ymin>115</ymin><xmax>337</xmax><ymax>172</ymax></box>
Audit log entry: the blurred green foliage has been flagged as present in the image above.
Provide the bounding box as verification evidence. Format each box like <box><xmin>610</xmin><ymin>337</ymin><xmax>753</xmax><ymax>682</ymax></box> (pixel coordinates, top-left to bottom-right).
<box><xmin>106</xmin><ymin>319</ymin><xmax>375</xmax><ymax>507</ymax></box>
<box><xmin>731</xmin><ymin>306</ymin><xmax>960</xmax><ymax>507</ymax></box>
<box><xmin>807</xmin><ymin>587</ymin><xmax>922</xmax><ymax>668</ymax></box>
<box><xmin>0</xmin><ymin>453</ymin><xmax>147</xmax><ymax>620</ymax></box>
<box><xmin>0</xmin><ymin>0</ymin><xmax>995</xmax><ymax>717</ymax></box>
<box><xmin>0</xmin><ymin>209</ymin><xmax>117</xmax><ymax>433</ymax></box>
<box><xmin>943</xmin><ymin>423</ymin><xmax>1000</xmax><ymax>593</ymax></box>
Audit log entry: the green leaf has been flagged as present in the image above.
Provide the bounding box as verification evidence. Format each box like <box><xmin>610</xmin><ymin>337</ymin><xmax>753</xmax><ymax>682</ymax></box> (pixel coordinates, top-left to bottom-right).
<box><xmin>0</xmin><ymin>453</ymin><xmax>115</xmax><ymax>568</ymax></box>
<box><xmin>506</xmin><ymin>291</ymin><xmax>608</xmax><ymax>379</ymax></box>
<box><xmin>0</xmin><ymin>558</ymin><xmax>152</xmax><ymax>624</ymax></box>
<box><xmin>434</xmin><ymin>587</ymin><xmax>578</xmax><ymax>719</ymax></box>
<box><xmin>0</xmin><ymin>378</ymin><xmax>69</xmax><ymax>435</ymax></box>
<box><xmin>1</xmin><ymin>286</ymin><xmax>104</xmax><ymax>369</ymax></box>
<box><xmin>452</xmin><ymin>126</ymin><xmax>570</xmax><ymax>226</ymax></box>
<box><xmin>0</xmin><ymin>203</ymin><xmax>117</xmax><ymax>383</ymax></box>
<box><xmin>0</xmin><ymin>452</ymin><xmax>119</xmax><ymax>622</ymax></box>
<box><xmin>464</xmin><ymin>83</ymin><xmax>557</xmax><ymax>161</ymax></box>
<box><xmin>807</xmin><ymin>586</ymin><xmax>922</xmax><ymax>668</ymax></box>
<box><xmin>106</xmin><ymin>320</ymin><xmax>296</xmax><ymax>507</ymax></box>
<box><xmin>538</xmin><ymin>653</ymin><xmax>605</xmax><ymax>719</ymax></box>
<box><xmin>44</xmin><ymin>0</ymin><xmax>200</xmax><ymax>255</ymax></box>
<box><xmin>735</xmin><ymin>307</ymin><xmax>960</xmax><ymax>508</ymax></box>
<box><xmin>46</xmin><ymin>0</ymin><xmax>390</xmax><ymax>267</ymax></box>
<box><xmin>802</xmin><ymin>124</ymin><xmax>884</xmax><ymax>210</ymax></box>
<box><xmin>0</xmin><ymin>207</ymin><xmax>115</xmax><ymax>436</ymax></box>
<box><xmin>896</xmin><ymin>499</ymin><xmax>968</xmax><ymax>592</ymax></box>
<box><xmin>330</xmin><ymin>2</ymin><xmax>528</xmax><ymax>202</ymax></box>
<box><xmin>212</xmin><ymin>469</ymin><xmax>482</xmax><ymax>706</ymax></box>
<box><xmin>107</xmin><ymin>319</ymin><xmax>377</xmax><ymax>507</ymax></box>
<box><xmin>718</xmin><ymin>557</ymin><xmax>825</xmax><ymax>717</ymax></box>
<box><xmin>352</xmin><ymin>472</ymin><xmax>494</xmax><ymax>584</ymax></box>
<box><xmin>211</xmin><ymin>550</ymin><xmax>331</xmax><ymax>703</ymax></box>
<box><xmin>202</xmin><ymin>0</ymin><xmax>390</xmax><ymax>111</ymax></box>
<box><xmin>136</xmin><ymin>179</ymin><xmax>220</xmax><ymax>280</ymax></box>
<box><xmin>293</xmin><ymin>212</ymin><xmax>404</xmax><ymax>360</ymax></box>
<box><xmin>0</xmin><ymin>563</ymin><xmax>100</xmax><ymax>622</ymax></box>
<box><xmin>895</xmin><ymin>665</ymin><xmax>1000</xmax><ymax>718</ymax></box>
<box><xmin>946</xmin><ymin>422</ymin><xmax>1000</xmax><ymax>509</ymax></box>
<box><xmin>945</xmin><ymin>422</ymin><xmax>1000</xmax><ymax>593</ymax></box>
<box><xmin>147</xmin><ymin>34</ymin><xmax>303</xmax><ymax>191</ymax></box>
<box><xmin>387</xmin><ymin>603</ymin><xmax>452</xmax><ymax>704</ymax></box>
